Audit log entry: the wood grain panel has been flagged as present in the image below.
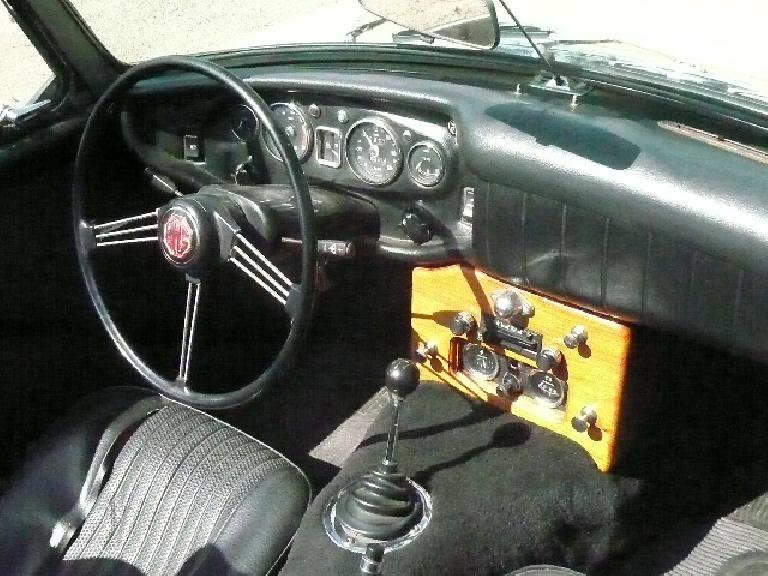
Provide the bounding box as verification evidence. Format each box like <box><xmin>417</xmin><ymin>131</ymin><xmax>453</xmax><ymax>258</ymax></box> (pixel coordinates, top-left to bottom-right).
<box><xmin>411</xmin><ymin>265</ymin><xmax>632</xmax><ymax>471</ymax></box>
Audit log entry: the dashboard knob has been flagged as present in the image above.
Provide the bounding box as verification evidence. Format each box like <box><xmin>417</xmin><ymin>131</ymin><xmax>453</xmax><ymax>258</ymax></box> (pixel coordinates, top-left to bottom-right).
<box><xmin>401</xmin><ymin>209</ymin><xmax>433</xmax><ymax>245</ymax></box>
<box><xmin>492</xmin><ymin>289</ymin><xmax>535</xmax><ymax>322</ymax></box>
<box><xmin>571</xmin><ymin>406</ymin><xmax>598</xmax><ymax>433</ymax></box>
<box><xmin>496</xmin><ymin>370</ymin><xmax>523</xmax><ymax>397</ymax></box>
<box><xmin>415</xmin><ymin>340</ymin><xmax>438</xmax><ymax>361</ymax></box>
<box><xmin>564</xmin><ymin>325</ymin><xmax>588</xmax><ymax>349</ymax></box>
<box><xmin>536</xmin><ymin>347</ymin><xmax>562</xmax><ymax>371</ymax></box>
<box><xmin>450</xmin><ymin>312</ymin><xmax>477</xmax><ymax>336</ymax></box>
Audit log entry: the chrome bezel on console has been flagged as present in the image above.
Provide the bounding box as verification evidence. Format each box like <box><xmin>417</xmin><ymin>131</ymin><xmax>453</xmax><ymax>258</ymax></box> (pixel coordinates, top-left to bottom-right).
<box><xmin>407</xmin><ymin>140</ymin><xmax>445</xmax><ymax>187</ymax></box>
<box><xmin>264</xmin><ymin>102</ymin><xmax>312</xmax><ymax>163</ymax></box>
<box><xmin>528</xmin><ymin>371</ymin><xmax>568</xmax><ymax>409</ymax></box>
<box><xmin>344</xmin><ymin>117</ymin><xmax>403</xmax><ymax>186</ymax></box>
<box><xmin>462</xmin><ymin>343</ymin><xmax>501</xmax><ymax>381</ymax></box>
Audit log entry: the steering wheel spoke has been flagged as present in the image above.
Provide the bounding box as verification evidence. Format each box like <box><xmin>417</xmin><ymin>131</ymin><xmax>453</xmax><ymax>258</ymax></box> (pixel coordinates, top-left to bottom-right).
<box><xmin>87</xmin><ymin>211</ymin><xmax>159</xmax><ymax>248</ymax></box>
<box><xmin>176</xmin><ymin>280</ymin><xmax>202</xmax><ymax>386</ymax></box>
<box><xmin>229</xmin><ymin>233</ymin><xmax>296</xmax><ymax>310</ymax></box>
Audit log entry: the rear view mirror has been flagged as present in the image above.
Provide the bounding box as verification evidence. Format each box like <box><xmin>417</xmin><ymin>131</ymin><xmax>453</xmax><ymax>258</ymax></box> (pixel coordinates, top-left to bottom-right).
<box><xmin>359</xmin><ymin>0</ymin><xmax>500</xmax><ymax>49</ymax></box>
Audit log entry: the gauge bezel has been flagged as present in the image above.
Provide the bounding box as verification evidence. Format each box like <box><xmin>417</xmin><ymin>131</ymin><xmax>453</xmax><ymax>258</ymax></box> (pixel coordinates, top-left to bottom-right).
<box><xmin>230</xmin><ymin>104</ymin><xmax>260</xmax><ymax>142</ymax></box>
<box><xmin>315</xmin><ymin>125</ymin><xmax>343</xmax><ymax>168</ymax></box>
<box><xmin>528</xmin><ymin>371</ymin><xmax>568</xmax><ymax>408</ymax></box>
<box><xmin>407</xmin><ymin>140</ymin><xmax>445</xmax><ymax>187</ymax></box>
<box><xmin>344</xmin><ymin>117</ymin><xmax>403</xmax><ymax>186</ymax></box>
<box><xmin>264</xmin><ymin>102</ymin><xmax>312</xmax><ymax>163</ymax></box>
<box><xmin>462</xmin><ymin>343</ymin><xmax>501</xmax><ymax>381</ymax></box>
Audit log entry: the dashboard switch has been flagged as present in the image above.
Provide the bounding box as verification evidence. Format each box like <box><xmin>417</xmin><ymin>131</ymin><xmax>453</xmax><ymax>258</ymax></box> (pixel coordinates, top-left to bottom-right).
<box><xmin>183</xmin><ymin>134</ymin><xmax>201</xmax><ymax>160</ymax></box>
<box><xmin>401</xmin><ymin>208</ymin><xmax>433</xmax><ymax>245</ymax></box>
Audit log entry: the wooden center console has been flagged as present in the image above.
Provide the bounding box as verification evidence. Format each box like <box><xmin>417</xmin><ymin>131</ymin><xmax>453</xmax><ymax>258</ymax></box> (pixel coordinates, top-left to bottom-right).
<box><xmin>410</xmin><ymin>265</ymin><xmax>632</xmax><ymax>471</ymax></box>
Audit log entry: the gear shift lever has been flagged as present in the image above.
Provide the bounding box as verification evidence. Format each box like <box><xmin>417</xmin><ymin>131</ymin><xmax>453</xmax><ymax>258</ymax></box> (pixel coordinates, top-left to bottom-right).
<box><xmin>382</xmin><ymin>358</ymin><xmax>419</xmax><ymax>470</ymax></box>
<box><xmin>324</xmin><ymin>359</ymin><xmax>432</xmax><ymax>553</ymax></box>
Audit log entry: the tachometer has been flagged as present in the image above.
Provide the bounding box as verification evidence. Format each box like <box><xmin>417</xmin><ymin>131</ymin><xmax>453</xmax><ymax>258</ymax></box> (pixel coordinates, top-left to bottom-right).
<box><xmin>346</xmin><ymin>119</ymin><xmax>402</xmax><ymax>185</ymax></box>
<box><xmin>264</xmin><ymin>103</ymin><xmax>312</xmax><ymax>162</ymax></box>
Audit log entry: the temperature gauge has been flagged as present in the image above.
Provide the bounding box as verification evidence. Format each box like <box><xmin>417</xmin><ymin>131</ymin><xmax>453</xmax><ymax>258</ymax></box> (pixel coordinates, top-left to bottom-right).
<box><xmin>408</xmin><ymin>142</ymin><xmax>445</xmax><ymax>187</ymax></box>
<box><xmin>315</xmin><ymin>127</ymin><xmax>342</xmax><ymax>168</ymax></box>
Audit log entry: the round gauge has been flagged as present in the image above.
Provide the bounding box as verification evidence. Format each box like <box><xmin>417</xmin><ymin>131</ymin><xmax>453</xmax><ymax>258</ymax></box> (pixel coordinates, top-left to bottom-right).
<box><xmin>346</xmin><ymin>119</ymin><xmax>402</xmax><ymax>185</ymax></box>
<box><xmin>408</xmin><ymin>142</ymin><xmax>445</xmax><ymax>187</ymax></box>
<box><xmin>462</xmin><ymin>343</ymin><xmax>500</xmax><ymax>381</ymax></box>
<box><xmin>230</xmin><ymin>105</ymin><xmax>260</xmax><ymax>141</ymax></box>
<box><xmin>528</xmin><ymin>371</ymin><xmax>567</xmax><ymax>408</ymax></box>
<box><xmin>264</xmin><ymin>103</ymin><xmax>312</xmax><ymax>162</ymax></box>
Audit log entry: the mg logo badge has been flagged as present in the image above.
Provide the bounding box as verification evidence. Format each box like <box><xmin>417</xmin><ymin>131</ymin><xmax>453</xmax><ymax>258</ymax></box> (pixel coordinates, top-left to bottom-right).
<box><xmin>161</xmin><ymin>211</ymin><xmax>196</xmax><ymax>263</ymax></box>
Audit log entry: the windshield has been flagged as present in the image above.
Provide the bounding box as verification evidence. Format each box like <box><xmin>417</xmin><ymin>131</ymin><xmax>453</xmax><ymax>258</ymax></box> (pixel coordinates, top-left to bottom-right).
<box><xmin>70</xmin><ymin>0</ymin><xmax>767</xmax><ymax>97</ymax></box>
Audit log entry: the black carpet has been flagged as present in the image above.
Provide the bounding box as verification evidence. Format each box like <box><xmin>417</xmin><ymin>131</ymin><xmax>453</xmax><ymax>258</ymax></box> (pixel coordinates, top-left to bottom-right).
<box><xmin>280</xmin><ymin>382</ymin><xmax>641</xmax><ymax>576</ymax></box>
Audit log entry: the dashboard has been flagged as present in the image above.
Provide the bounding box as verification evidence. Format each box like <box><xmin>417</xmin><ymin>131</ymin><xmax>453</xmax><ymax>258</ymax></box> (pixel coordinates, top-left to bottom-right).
<box><xmin>123</xmin><ymin>67</ymin><xmax>768</xmax><ymax>363</ymax></box>
<box><xmin>150</xmin><ymin>96</ymin><xmax>456</xmax><ymax>194</ymax></box>
<box><xmin>123</xmin><ymin>91</ymin><xmax>469</xmax><ymax>260</ymax></box>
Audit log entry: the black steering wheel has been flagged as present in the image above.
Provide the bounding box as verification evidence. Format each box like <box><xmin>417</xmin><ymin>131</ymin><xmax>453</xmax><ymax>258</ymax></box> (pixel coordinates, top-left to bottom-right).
<box><xmin>73</xmin><ymin>56</ymin><xmax>317</xmax><ymax>409</ymax></box>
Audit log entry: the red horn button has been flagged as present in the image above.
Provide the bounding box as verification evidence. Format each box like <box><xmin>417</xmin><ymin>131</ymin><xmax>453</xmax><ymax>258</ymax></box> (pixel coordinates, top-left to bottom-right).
<box><xmin>161</xmin><ymin>211</ymin><xmax>196</xmax><ymax>263</ymax></box>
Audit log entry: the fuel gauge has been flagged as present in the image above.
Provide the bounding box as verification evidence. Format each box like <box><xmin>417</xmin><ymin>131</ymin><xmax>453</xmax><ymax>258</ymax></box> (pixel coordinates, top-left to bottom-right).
<box><xmin>316</xmin><ymin>126</ymin><xmax>342</xmax><ymax>168</ymax></box>
<box><xmin>408</xmin><ymin>141</ymin><xmax>445</xmax><ymax>187</ymax></box>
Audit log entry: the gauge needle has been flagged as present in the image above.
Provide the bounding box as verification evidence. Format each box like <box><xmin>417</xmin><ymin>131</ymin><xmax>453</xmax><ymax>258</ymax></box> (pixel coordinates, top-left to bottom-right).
<box><xmin>362</xmin><ymin>130</ymin><xmax>374</xmax><ymax>146</ymax></box>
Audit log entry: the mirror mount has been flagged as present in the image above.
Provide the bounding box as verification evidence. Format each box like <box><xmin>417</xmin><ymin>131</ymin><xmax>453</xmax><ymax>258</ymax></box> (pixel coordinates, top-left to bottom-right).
<box><xmin>358</xmin><ymin>0</ymin><xmax>500</xmax><ymax>50</ymax></box>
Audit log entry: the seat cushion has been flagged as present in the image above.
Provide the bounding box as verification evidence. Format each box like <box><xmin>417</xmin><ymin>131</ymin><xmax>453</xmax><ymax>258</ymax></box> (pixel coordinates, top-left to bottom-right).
<box><xmin>0</xmin><ymin>388</ymin><xmax>310</xmax><ymax>576</ymax></box>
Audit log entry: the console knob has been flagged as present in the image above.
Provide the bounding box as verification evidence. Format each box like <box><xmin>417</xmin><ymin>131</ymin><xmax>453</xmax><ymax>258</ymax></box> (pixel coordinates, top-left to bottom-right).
<box><xmin>496</xmin><ymin>370</ymin><xmax>524</xmax><ymax>397</ymax></box>
<box><xmin>571</xmin><ymin>406</ymin><xmax>598</xmax><ymax>433</ymax></box>
<box><xmin>450</xmin><ymin>312</ymin><xmax>477</xmax><ymax>336</ymax></box>
<box><xmin>492</xmin><ymin>289</ymin><xmax>535</xmax><ymax>322</ymax></box>
<box><xmin>385</xmin><ymin>358</ymin><xmax>420</xmax><ymax>398</ymax></box>
<box><xmin>536</xmin><ymin>347</ymin><xmax>562</xmax><ymax>371</ymax></box>
<box><xmin>415</xmin><ymin>340</ymin><xmax>438</xmax><ymax>361</ymax></box>
<box><xmin>564</xmin><ymin>325</ymin><xmax>588</xmax><ymax>349</ymax></box>
<box><xmin>401</xmin><ymin>209</ymin><xmax>433</xmax><ymax>245</ymax></box>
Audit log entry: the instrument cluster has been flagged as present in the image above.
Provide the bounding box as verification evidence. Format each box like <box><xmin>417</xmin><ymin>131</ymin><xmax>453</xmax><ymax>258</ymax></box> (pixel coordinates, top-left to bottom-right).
<box><xmin>223</xmin><ymin>99</ymin><xmax>453</xmax><ymax>193</ymax></box>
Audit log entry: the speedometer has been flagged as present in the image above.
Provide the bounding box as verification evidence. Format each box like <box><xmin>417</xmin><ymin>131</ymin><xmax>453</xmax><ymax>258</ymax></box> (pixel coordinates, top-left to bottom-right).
<box><xmin>346</xmin><ymin>119</ymin><xmax>402</xmax><ymax>185</ymax></box>
<box><xmin>264</xmin><ymin>103</ymin><xmax>312</xmax><ymax>162</ymax></box>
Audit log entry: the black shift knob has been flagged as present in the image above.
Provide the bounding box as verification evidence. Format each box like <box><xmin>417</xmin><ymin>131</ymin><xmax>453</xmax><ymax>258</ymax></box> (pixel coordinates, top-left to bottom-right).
<box><xmin>385</xmin><ymin>358</ymin><xmax>419</xmax><ymax>398</ymax></box>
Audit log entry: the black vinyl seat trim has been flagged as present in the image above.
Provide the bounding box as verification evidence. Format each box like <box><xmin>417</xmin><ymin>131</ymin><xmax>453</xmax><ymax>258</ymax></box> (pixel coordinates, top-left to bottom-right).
<box><xmin>0</xmin><ymin>387</ymin><xmax>310</xmax><ymax>576</ymax></box>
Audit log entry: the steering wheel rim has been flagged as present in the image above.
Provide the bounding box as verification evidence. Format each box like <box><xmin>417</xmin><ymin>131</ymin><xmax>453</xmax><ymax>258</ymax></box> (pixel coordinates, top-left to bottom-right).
<box><xmin>73</xmin><ymin>56</ymin><xmax>317</xmax><ymax>409</ymax></box>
